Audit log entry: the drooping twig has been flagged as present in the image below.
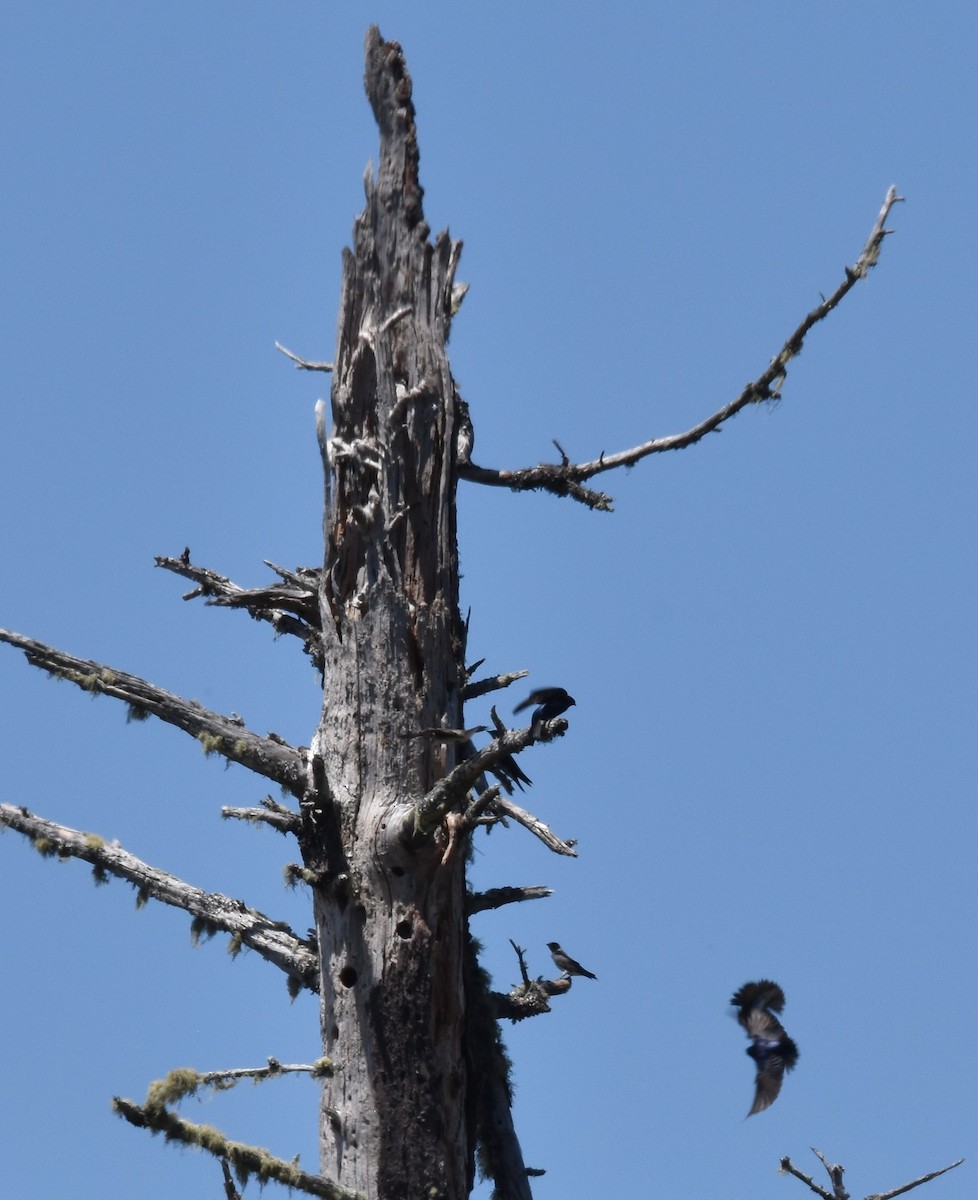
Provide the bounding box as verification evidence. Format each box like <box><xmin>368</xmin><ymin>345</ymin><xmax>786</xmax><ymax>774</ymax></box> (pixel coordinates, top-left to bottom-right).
<box><xmin>461</xmin><ymin>186</ymin><xmax>904</xmax><ymax>511</ymax></box>
<box><xmin>466</xmin><ymin>885</ymin><xmax>553</xmax><ymax>915</ymax></box>
<box><xmin>0</xmin><ymin>629</ymin><xmax>308</xmax><ymax>795</ymax></box>
<box><xmin>0</xmin><ymin>803</ymin><xmax>319</xmax><ymax>992</ymax></box>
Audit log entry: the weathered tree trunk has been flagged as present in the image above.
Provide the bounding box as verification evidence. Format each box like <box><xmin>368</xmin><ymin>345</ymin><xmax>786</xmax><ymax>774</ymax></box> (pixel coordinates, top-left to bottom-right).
<box><xmin>306</xmin><ymin>28</ymin><xmax>473</xmax><ymax>1198</ymax></box>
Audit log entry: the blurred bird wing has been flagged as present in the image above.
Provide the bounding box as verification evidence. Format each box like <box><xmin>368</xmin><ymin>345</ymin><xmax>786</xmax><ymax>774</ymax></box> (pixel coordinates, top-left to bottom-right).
<box><xmin>749</xmin><ymin>1060</ymin><xmax>786</xmax><ymax>1115</ymax></box>
<box><xmin>515</xmin><ymin>688</ymin><xmax>569</xmax><ymax>714</ymax></box>
<box><xmin>746</xmin><ymin>1035</ymin><xmax>798</xmax><ymax>1115</ymax></box>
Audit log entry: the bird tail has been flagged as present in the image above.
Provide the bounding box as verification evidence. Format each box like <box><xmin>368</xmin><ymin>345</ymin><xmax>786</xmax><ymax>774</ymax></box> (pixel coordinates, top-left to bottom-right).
<box><xmin>730</xmin><ymin>980</ymin><xmax>786</xmax><ymax>1013</ymax></box>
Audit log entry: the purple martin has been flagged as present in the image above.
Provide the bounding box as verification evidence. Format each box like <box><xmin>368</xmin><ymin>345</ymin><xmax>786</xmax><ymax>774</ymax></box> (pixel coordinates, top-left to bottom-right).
<box><xmin>547</xmin><ymin>941</ymin><xmax>597</xmax><ymax>980</ymax></box>
<box><xmin>490</xmin><ymin>751</ymin><xmax>532</xmax><ymax>794</ymax></box>
<box><xmin>514</xmin><ymin>688</ymin><xmax>576</xmax><ymax>724</ymax></box>
<box><xmin>730</xmin><ymin>980</ymin><xmax>799</xmax><ymax>1116</ymax></box>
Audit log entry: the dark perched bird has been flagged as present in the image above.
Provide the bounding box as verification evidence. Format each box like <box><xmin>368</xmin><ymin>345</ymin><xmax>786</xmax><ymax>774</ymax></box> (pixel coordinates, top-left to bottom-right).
<box><xmin>514</xmin><ymin>687</ymin><xmax>576</xmax><ymax>724</ymax></box>
<box><xmin>490</xmin><ymin>751</ymin><xmax>532</xmax><ymax>794</ymax></box>
<box><xmin>547</xmin><ymin>941</ymin><xmax>597</xmax><ymax>980</ymax></box>
<box><xmin>730</xmin><ymin>980</ymin><xmax>799</xmax><ymax>1116</ymax></box>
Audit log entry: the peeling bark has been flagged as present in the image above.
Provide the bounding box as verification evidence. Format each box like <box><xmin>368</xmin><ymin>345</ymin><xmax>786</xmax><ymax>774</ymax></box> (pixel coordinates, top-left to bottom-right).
<box><xmin>306</xmin><ymin>28</ymin><xmax>479</xmax><ymax>1199</ymax></box>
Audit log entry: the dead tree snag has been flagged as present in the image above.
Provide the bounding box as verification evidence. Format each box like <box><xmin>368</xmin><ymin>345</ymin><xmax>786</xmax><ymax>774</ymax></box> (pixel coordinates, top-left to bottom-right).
<box><xmin>0</xmin><ymin>23</ymin><xmax>904</xmax><ymax>1200</ymax></box>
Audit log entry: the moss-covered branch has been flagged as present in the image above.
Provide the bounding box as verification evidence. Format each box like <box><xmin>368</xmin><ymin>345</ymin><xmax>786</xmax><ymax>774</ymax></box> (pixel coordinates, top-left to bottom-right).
<box><xmin>0</xmin><ymin>628</ymin><xmax>307</xmax><ymax>795</ymax></box>
<box><xmin>113</xmin><ymin>1090</ymin><xmax>360</xmax><ymax>1200</ymax></box>
<box><xmin>0</xmin><ymin>803</ymin><xmax>319</xmax><ymax>993</ymax></box>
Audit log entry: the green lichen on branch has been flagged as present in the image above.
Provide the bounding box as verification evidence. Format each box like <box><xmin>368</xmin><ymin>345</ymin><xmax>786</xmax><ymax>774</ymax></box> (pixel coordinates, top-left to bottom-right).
<box><xmin>283</xmin><ymin>863</ymin><xmax>321</xmax><ymax>888</ymax></box>
<box><xmin>190</xmin><ymin>915</ymin><xmax>221</xmax><ymax>946</ymax></box>
<box><xmin>197</xmin><ymin>732</ymin><xmax>225</xmax><ymax>756</ymax></box>
<box><xmin>114</xmin><ymin>1060</ymin><xmax>352</xmax><ymax>1200</ymax></box>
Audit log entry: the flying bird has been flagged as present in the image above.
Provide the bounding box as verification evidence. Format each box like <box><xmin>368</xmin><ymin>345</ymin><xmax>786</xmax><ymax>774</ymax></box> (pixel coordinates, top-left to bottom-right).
<box><xmin>514</xmin><ymin>688</ymin><xmax>576</xmax><ymax>724</ymax></box>
<box><xmin>730</xmin><ymin>980</ymin><xmax>799</xmax><ymax>1116</ymax></box>
<box><xmin>547</xmin><ymin>941</ymin><xmax>597</xmax><ymax>980</ymax></box>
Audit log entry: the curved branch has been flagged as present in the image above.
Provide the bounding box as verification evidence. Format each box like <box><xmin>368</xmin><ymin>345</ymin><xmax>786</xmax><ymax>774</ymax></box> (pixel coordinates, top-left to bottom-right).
<box><xmin>462</xmin><ymin>186</ymin><xmax>904</xmax><ymax>510</ymax></box>
<box><xmin>0</xmin><ymin>628</ymin><xmax>308</xmax><ymax>796</ymax></box>
<box><xmin>0</xmin><ymin>803</ymin><xmax>319</xmax><ymax>992</ymax></box>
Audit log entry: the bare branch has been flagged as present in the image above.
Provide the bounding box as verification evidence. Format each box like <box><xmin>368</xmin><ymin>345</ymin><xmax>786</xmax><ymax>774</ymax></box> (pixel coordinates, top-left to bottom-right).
<box><xmin>489</xmin><ymin>943</ymin><xmax>571</xmax><ymax>1021</ymax></box>
<box><xmin>866</xmin><ymin>1159</ymin><xmax>964</xmax><ymax>1200</ymax></box>
<box><xmin>462</xmin><ymin>669</ymin><xmax>529</xmax><ymax>701</ymax></box>
<box><xmin>461</xmin><ymin>186</ymin><xmax>904</xmax><ymax>510</ymax></box>
<box><xmin>0</xmin><ymin>628</ymin><xmax>308</xmax><ymax>795</ymax></box>
<box><xmin>781</xmin><ymin>1157</ymin><xmax>836</xmax><ymax>1200</ymax></box>
<box><xmin>403</xmin><ymin>725</ymin><xmax>488</xmax><ymax>742</ymax></box>
<box><xmin>113</xmin><ymin>1096</ymin><xmax>359</xmax><ymax>1200</ymax></box>
<box><xmin>155</xmin><ymin>553</ymin><xmax>324</xmax><ymax>671</ymax></box>
<box><xmin>466</xmin><ymin>885</ymin><xmax>553</xmax><ymax>915</ymax></box>
<box><xmin>510</xmin><ymin>938</ymin><xmax>532</xmax><ymax>985</ymax></box>
<box><xmin>275</xmin><ymin>340</ymin><xmax>334</xmax><ymax>372</ymax></box>
<box><xmin>461</xmin><ymin>783</ymin><xmax>504</xmax><ymax>835</ymax></box>
<box><xmin>782</xmin><ymin>1150</ymin><xmax>964</xmax><ymax>1200</ymax></box>
<box><xmin>493</xmin><ymin>795</ymin><xmax>577</xmax><ymax>857</ymax></box>
<box><xmin>414</xmin><ymin>715</ymin><xmax>565</xmax><ymax>829</ymax></box>
<box><xmin>222</xmin><ymin>796</ymin><xmax>301</xmax><ymax>836</ymax></box>
<box><xmin>221</xmin><ymin>1159</ymin><xmax>241</xmax><ymax>1200</ymax></box>
<box><xmin>810</xmin><ymin>1148</ymin><xmax>850</xmax><ymax>1200</ymax></box>
<box><xmin>0</xmin><ymin>803</ymin><xmax>319</xmax><ymax>992</ymax></box>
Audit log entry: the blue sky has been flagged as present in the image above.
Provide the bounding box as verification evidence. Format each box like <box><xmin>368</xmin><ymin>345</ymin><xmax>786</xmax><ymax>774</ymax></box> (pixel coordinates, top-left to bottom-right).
<box><xmin>1</xmin><ymin>4</ymin><xmax>975</xmax><ymax>1199</ymax></box>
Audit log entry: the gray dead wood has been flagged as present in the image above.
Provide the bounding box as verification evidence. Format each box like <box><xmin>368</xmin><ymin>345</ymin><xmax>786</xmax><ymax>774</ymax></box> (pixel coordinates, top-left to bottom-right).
<box><xmin>302</xmin><ymin>27</ymin><xmax>530</xmax><ymax>1200</ymax></box>
<box><xmin>0</xmin><ymin>802</ymin><xmax>318</xmax><ymax>991</ymax></box>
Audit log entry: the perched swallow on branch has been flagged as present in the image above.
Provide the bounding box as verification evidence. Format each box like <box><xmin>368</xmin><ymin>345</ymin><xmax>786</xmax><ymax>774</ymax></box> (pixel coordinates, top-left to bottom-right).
<box><xmin>547</xmin><ymin>941</ymin><xmax>597</xmax><ymax>980</ymax></box>
<box><xmin>490</xmin><ymin>751</ymin><xmax>532</xmax><ymax>794</ymax></box>
<box><xmin>514</xmin><ymin>688</ymin><xmax>576</xmax><ymax>724</ymax></box>
<box><xmin>730</xmin><ymin>980</ymin><xmax>799</xmax><ymax>1116</ymax></box>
